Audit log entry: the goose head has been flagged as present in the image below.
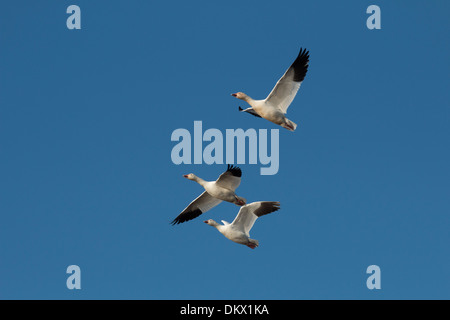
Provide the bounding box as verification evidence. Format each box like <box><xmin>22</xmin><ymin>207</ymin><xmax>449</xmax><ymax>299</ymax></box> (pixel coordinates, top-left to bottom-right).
<box><xmin>204</xmin><ymin>219</ymin><xmax>220</xmax><ymax>227</ymax></box>
<box><xmin>183</xmin><ymin>173</ymin><xmax>196</xmax><ymax>180</ymax></box>
<box><xmin>231</xmin><ymin>92</ymin><xmax>247</xmax><ymax>100</ymax></box>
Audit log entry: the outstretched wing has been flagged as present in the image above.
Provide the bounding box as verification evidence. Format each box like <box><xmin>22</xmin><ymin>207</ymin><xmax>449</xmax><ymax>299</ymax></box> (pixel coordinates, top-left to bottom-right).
<box><xmin>239</xmin><ymin>106</ymin><xmax>262</xmax><ymax>118</ymax></box>
<box><xmin>231</xmin><ymin>201</ymin><xmax>281</xmax><ymax>235</ymax></box>
<box><xmin>265</xmin><ymin>48</ymin><xmax>309</xmax><ymax>114</ymax></box>
<box><xmin>171</xmin><ymin>191</ymin><xmax>222</xmax><ymax>225</ymax></box>
<box><xmin>215</xmin><ymin>164</ymin><xmax>242</xmax><ymax>191</ymax></box>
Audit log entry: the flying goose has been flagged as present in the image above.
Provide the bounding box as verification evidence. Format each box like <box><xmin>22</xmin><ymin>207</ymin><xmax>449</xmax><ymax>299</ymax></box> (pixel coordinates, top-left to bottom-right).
<box><xmin>232</xmin><ymin>48</ymin><xmax>310</xmax><ymax>131</ymax></box>
<box><xmin>204</xmin><ymin>201</ymin><xmax>281</xmax><ymax>249</ymax></box>
<box><xmin>171</xmin><ymin>165</ymin><xmax>246</xmax><ymax>225</ymax></box>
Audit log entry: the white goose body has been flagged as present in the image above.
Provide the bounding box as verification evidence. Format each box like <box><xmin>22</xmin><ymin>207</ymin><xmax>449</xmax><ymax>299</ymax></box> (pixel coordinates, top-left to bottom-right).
<box><xmin>232</xmin><ymin>48</ymin><xmax>310</xmax><ymax>131</ymax></box>
<box><xmin>242</xmin><ymin>98</ymin><xmax>288</xmax><ymax>128</ymax></box>
<box><xmin>200</xmin><ymin>180</ymin><xmax>239</xmax><ymax>204</ymax></box>
<box><xmin>204</xmin><ymin>201</ymin><xmax>281</xmax><ymax>249</ymax></box>
<box><xmin>215</xmin><ymin>222</ymin><xmax>249</xmax><ymax>245</ymax></box>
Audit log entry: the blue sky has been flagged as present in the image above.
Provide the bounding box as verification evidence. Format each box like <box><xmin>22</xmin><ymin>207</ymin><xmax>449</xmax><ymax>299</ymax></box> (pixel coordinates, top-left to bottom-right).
<box><xmin>0</xmin><ymin>0</ymin><xmax>449</xmax><ymax>299</ymax></box>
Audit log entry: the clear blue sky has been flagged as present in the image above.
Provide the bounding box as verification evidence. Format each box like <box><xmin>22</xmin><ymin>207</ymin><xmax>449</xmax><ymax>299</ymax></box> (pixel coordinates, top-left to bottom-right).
<box><xmin>0</xmin><ymin>0</ymin><xmax>449</xmax><ymax>299</ymax></box>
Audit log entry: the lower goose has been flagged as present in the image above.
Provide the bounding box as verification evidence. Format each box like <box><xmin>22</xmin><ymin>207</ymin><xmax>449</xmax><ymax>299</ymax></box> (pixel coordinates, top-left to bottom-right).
<box><xmin>204</xmin><ymin>201</ymin><xmax>280</xmax><ymax>249</ymax></box>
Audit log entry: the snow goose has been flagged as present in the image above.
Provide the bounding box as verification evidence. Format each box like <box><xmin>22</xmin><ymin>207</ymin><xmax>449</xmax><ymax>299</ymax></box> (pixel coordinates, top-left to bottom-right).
<box><xmin>232</xmin><ymin>48</ymin><xmax>310</xmax><ymax>131</ymax></box>
<box><xmin>171</xmin><ymin>165</ymin><xmax>246</xmax><ymax>225</ymax></box>
<box><xmin>204</xmin><ymin>201</ymin><xmax>280</xmax><ymax>249</ymax></box>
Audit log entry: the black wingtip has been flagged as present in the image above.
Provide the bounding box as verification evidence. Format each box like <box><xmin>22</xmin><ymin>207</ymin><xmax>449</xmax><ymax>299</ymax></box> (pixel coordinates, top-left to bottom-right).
<box><xmin>291</xmin><ymin>47</ymin><xmax>310</xmax><ymax>82</ymax></box>
<box><xmin>226</xmin><ymin>164</ymin><xmax>242</xmax><ymax>177</ymax></box>
<box><xmin>267</xmin><ymin>201</ymin><xmax>281</xmax><ymax>212</ymax></box>
<box><xmin>170</xmin><ymin>208</ymin><xmax>203</xmax><ymax>226</ymax></box>
<box><xmin>298</xmin><ymin>47</ymin><xmax>310</xmax><ymax>58</ymax></box>
<box><xmin>238</xmin><ymin>106</ymin><xmax>244</xmax><ymax>111</ymax></box>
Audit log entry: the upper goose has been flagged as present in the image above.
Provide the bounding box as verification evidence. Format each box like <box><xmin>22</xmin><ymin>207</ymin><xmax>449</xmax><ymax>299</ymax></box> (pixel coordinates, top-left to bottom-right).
<box><xmin>171</xmin><ymin>165</ymin><xmax>246</xmax><ymax>225</ymax></box>
<box><xmin>204</xmin><ymin>201</ymin><xmax>281</xmax><ymax>249</ymax></box>
<box><xmin>232</xmin><ymin>48</ymin><xmax>310</xmax><ymax>131</ymax></box>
